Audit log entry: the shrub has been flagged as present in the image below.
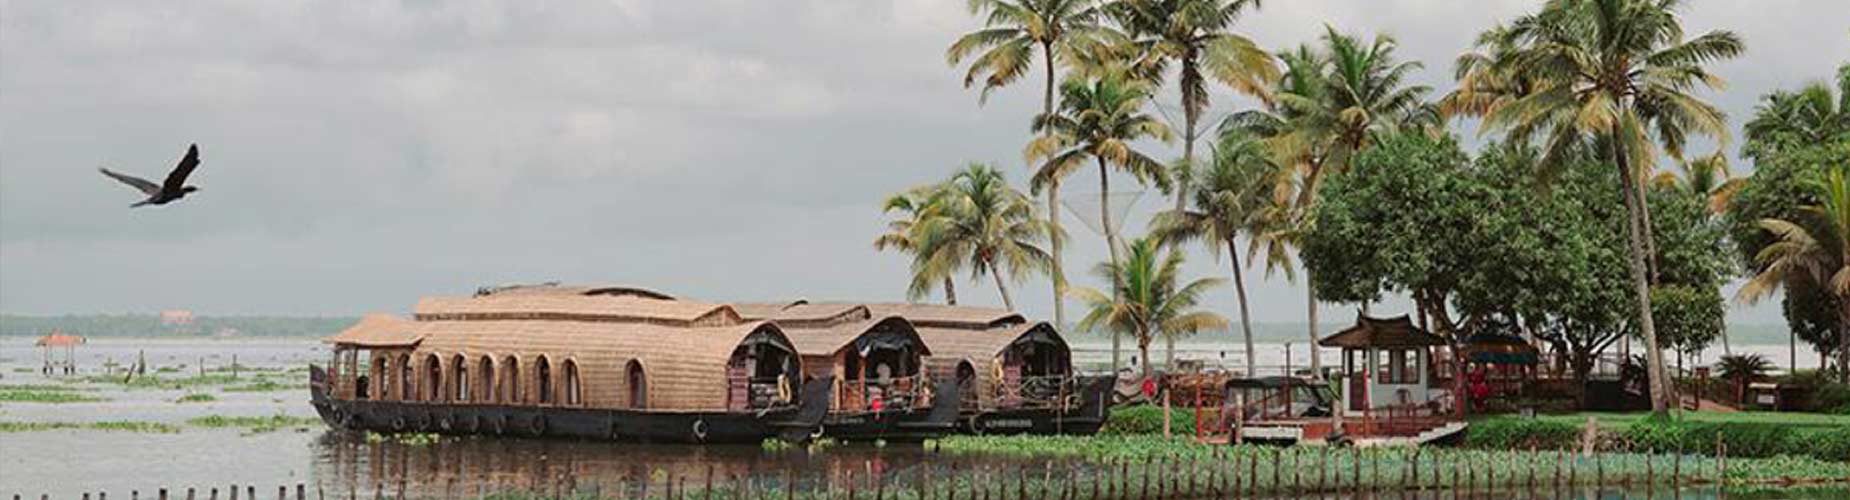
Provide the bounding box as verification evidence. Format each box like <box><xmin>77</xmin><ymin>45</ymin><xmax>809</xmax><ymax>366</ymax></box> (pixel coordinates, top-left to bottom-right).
<box><xmin>1618</xmin><ymin>419</ymin><xmax>1850</xmax><ymax>461</ymax></box>
<box><xmin>1100</xmin><ymin>405</ymin><xmax>1195</xmax><ymax>435</ymax></box>
<box><xmin>1464</xmin><ymin>417</ymin><xmax>1581</xmax><ymax>450</ymax></box>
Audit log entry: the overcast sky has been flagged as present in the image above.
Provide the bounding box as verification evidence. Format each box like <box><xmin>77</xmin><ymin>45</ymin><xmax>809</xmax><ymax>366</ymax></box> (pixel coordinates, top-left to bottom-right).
<box><xmin>2</xmin><ymin>1</ymin><xmax>1846</xmax><ymax>324</ymax></box>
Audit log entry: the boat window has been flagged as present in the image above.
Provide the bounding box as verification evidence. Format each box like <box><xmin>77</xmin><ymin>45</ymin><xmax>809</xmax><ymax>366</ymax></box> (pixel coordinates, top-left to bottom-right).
<box><xmin>424</xmin><ymin>354</ymin><xmax>442</xmax><ymax>401</ymax></box>
<box><xmin>453</xmin><ymin>354</ymin><xmax>469</xmax><ymax>402</ymax></box>
<box><xmin>367</xmin><ymin>355</ymin><xmax>386</xmax><ymax>400</ymax></box>
<box><xmin>477</xmin><ymin>356</ymin><xmax>494</xmax><ymax>403</ymax></box>
<box><xmin>397</xmin><ymin>354</ymin><xmax>412</xmax><ymax>401</ymax></box>
<box><xmin>626</xmin><ymin>360</ymin><xmax>647</xmax><ymax>409</ymax></box>
<box><xmin>502</xmin><ymin>356</ymin><xmax>521</xmax><ymax>403</ymax></box>
<box><xmin>536</xmin><ymin>356</ymin><xmax>554</xmax><ymax>405</ymax></box>
<box><xmin>562</xmin><ymin>360</ymin><xmax>582</xmax><ymax>406</ymax></box>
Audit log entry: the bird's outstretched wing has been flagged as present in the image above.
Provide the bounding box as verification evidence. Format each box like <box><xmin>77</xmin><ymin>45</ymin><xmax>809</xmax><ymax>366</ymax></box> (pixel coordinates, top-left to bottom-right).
<box><xmin>160</xmin><ymin>144</ymin><xmax>200</xmax><ymax>194</ymax></box>
<box><xmin>98</xmin><ymin>167</ymin><xmax>161</xmax><ymax>196</ymax></box>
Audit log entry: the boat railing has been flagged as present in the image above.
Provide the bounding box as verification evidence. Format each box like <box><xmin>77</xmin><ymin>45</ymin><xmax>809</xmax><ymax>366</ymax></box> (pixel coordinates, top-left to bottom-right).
<box><xmin>728</xmin><ymin>374</ymin><xmax>796</xmax><ymax>411</ymax></box>
<box><xmin>836</xmin><ymin>373</ymin><xmax>930</xmax><ymax>414</ymax></box>
<box><xmin>1002</xmin><ymin>374</ymin><xmax>1078</xmax><ymax>410</ymax></box>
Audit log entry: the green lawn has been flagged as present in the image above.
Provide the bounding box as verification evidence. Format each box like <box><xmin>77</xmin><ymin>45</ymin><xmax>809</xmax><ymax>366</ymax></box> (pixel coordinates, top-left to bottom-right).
<box><xmin>1514</xmin><ymin>411</ymin><xmax>1850</xmax><ymax>428</ymax></box>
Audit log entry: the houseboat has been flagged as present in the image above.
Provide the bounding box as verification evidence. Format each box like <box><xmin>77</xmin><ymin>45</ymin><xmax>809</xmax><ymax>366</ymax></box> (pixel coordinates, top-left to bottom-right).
<box><xmin>871</xmin><ymin>303</ymin><xmax>1112</xmax><ymax>435</ymax></box>
<box><xmin>309</xmin><ymin>287</ymin><xmax>831</xmax><ymax>443</ymax></box>
<box><xmin>735</xmin><ymin>302</ymin><xmax>957</xmax><ymax>440</ymax></box>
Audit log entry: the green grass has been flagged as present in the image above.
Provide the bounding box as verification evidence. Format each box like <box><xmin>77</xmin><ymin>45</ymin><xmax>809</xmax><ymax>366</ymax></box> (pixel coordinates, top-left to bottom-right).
<box><xmin>186</xmin><ymin>414</ymin><xmax>321</xmax><ymax>430</ymax></box>
<box><xmin>0</xmin><ymin>389</ymin><xmax>107</xmax><ymax>403</ymax></box>
<box><xmin>1520</xmin><ymin>411</ymin><xmax>1850</xmax><ymax>428</ymax></box>
<box><xmin>0</xmin><ymin>421</ymin><xmax>180</xmax><ymax>433</ymax></box>
<box><xmin>0</xmin><ymin>383</ymin><xmax>98</xmax><ymax>391</ymax></box>
<box><xmin>222</xmin><ymin>379</ymin><xmax>308</xmax><ymax>392</ymax></box>
<box><xmin>71</xmin><ymin>373</ymin><xmax>246</xmax><ymax>390</ymax></box>
<box><xmin>175</xmin><ymin>393</ymin><xmax>217</xmax><ymax>403</ymax></box>
<box><xmin>929</xmin><ymin>434</ymin><xmax>1850</xmax><ymax>488</ymax></box>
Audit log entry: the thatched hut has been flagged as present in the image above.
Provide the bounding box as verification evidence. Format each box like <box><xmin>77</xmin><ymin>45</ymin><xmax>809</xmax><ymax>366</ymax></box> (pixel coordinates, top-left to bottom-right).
<box><xmin>918</xmin><ymin>321</ymin><xmax>1071</xmax><ymax>411</ymax></box>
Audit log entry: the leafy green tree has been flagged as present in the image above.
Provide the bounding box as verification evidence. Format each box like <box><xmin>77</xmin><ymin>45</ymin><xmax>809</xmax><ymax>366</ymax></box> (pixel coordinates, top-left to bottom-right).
<box><xmin>949</xmin><ymin>0</ymin><xmax>1104</xmax><ymax>325</ymax></box>
<box><xmin>1461</xmin><ymin>0</ymin><xmax>1744</xmax><ymax>414</ymax></box>
<box><xmin>1027</xmin><ymin>72</ymin><xmax>1174</xmax><ymax>372</ymax></box>
<box><xmin>1151</xmin><ymin>131</ymin><xmax>1282</xmax><ymax>375</ymax></box>
<box><xmin>911</xmin><ymin>164</ymin><xmax>1057</xmax><ymax>311</ymax></box>
<box><xmin>1738</xmin><ymin>165</ymin><xmax>1850</xmax><ymax>382</ymax></box>
<box><xmin>1650</xmin><ymin>284</ymin><xmax>1724</xmax><ymax>370</ymax></box>
<box><xmin>1072</xmin><ymin>236</ymin><xmax>1228</xmax><ymax>377</ymax></box>
<box><xmin>1743</xmin><ymin>64</ymin><xmax>1850</xmax><ymax>162</ymax></box>
<box><xmin>876</xmin><ymin>188</ymin><xmax>958</xmax><ymax>305</ymax></box>
<box><xmin>1105</xmin><ymin>0</ymin><xmax>1278</xmax><ymax>212</ymax></box>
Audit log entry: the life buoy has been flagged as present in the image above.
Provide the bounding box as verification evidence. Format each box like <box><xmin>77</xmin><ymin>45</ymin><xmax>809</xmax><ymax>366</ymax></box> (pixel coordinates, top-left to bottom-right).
<box><xmin>528</xmin><ymin>416</ymin><xmax>547</xmax><ymax>437</ymax></box>
<box><xmin>390</xmin><ymin>416</ymin><xmax>407</xmax><ymax>432</ymax></box>
<box><xmin>491</xmin><ymin>416</ymin><xmax>507</xmax><ymax>435</ymax></box>
<box><xmin>776</xmin><ymin>375</ymin><xmax>793</xmax><ymax>403</ymax></box>
<box><xmin>692</xmin><ymin>419</ymin><xmax>709</xmax><ymax>442</ymax></box>
<box><xmin>438</xmin><ymin>415</ymin><xmax>454</xmax><ymax>431</ymax></box>
<box><xmin>992</xmin><ymin>362</ymin><xmax>1005</xmax><ymax>384</ymax></box>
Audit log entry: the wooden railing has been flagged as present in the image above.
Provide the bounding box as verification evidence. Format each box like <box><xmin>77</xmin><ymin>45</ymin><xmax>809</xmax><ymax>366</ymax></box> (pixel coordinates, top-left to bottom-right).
<box><xmin>836</xmin><ymin>374</ymin><xmax>928</xmax><ymax>413</ymax></box>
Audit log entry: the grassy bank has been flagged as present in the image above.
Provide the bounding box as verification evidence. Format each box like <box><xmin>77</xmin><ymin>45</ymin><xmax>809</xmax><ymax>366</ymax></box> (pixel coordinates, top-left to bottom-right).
<box><xmin>929</xmin><ymin>434</ymin><xmax>1850</xmax><ymax>488</ymax></box>
<box><xmin>186</xmin><ymin>414</ymin><xmax>321</xmax><ymax>433</ymax></box>
<box><xmin>1463</xmin><ymin>413</ymin><xmax>1850</xmax><ymax>460</ymax></box>
<box><xmin>0</xmin><ymin>421</ymin><xmax>181</xmax><ymax>433</ymax></box>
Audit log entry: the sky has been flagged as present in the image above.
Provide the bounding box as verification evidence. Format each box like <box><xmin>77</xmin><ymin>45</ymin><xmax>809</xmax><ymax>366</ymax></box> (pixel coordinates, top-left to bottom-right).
<box><xmin>2</xmin><ymin>0</ymin><xmax>1847</xmax><ymax>324</ymax></box>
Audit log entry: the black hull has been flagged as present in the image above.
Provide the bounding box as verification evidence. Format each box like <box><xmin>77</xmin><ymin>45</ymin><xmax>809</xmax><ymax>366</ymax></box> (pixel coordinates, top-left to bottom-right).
<box><xmin>308</xmin><ymin>366</ymin><xmax>828</xmax><ymax>444</ymax></box>
<box><xmin>958</xmin><ymin>375</ymin><xmax>1115</xmax><ymax>436</ymax></box>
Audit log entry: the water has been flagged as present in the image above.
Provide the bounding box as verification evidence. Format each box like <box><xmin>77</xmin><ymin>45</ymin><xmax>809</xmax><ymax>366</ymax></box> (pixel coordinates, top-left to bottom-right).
<box><xmin>1</xmin><ymin>338</ymin><xmax>1841</xmax><ymax>499</ymax></box>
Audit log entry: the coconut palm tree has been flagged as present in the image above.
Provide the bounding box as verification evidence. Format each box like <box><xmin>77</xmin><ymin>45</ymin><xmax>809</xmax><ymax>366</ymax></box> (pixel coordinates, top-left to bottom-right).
<box><xmin>877</xmin><ymin>187</ymin><xmax>960</xmax><ymax>305</ymax></box>
<box><xmin>949</xmin><ymin>0</ymin><xmax>1104</xmax><ymax>326</ymax></box>
<box><xmin>1464</xmin><ymin>0</ymin><xmax>1744</xmax><ymax>413</ymax></box>
<box><xmin>1104</xmin><ymin>0</ymin><xmax>1279</xmax><ymax>212</ymax></box>
<box><xmin>1714</xmin><ymin>353</ymin><xmax>1773</xmax><ymax>404</ymax></box>
<box><xmin>1027</xmin><ymin>72</ymin><xmax>1174</xmax><ymax>373</ymax></box>
<box><xmin>1653</xmin><ymin>152</ymin><xmax>1746</xmax><ymax>215</ymax></box>
<box><xmin>1072</xmin><ymin>236</ymin><xmax>1228</xmax><ymax>378</ymax></box>
<box><xmin>912</xmin><ymin>163</ymin><xmax>1056</xmax><ymax>311</ymax></box>
<box><xmin>1743</xmin><ymin>64</ymin><xmax>1850</xmax><ymax>161</ymax></box>
<box><xmin>1150</xmin><ymin>131</ymin><xmax>1280</xmax><ymax>376</ymax></box>
<box><xmin>1738</xmin><ymin>165</ymin><xmax>1850</xmax><ymax>383</ymax></box>
<box><xmin>1221</xmin><ymin>27</ymin><xmax>1430</xmax><ymax>370</ymax></box>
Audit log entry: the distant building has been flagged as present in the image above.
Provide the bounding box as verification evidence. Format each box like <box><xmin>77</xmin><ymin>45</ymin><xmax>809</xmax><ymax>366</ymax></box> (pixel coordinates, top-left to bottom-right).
<box><xmin>161</xmin><ymin>310</ymin><xmax>195</xmax><ymax>326</ymax></box>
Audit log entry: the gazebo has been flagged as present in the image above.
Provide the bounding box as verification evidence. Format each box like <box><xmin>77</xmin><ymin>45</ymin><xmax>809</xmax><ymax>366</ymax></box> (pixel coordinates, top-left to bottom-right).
<box><xmin>35</xmin><ymin>330</ymin><xmax>85</xmax><ymax>375</ymax></box>
<box><xmin>1318</xmin><ymin>315</ymin><xmax>1448</xmax><ymax>416</ymax></box>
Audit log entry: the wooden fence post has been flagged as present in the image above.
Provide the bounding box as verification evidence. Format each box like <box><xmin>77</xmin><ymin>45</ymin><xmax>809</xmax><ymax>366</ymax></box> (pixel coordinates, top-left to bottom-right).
<box><xmin>1716</xmin><ymin>434</ymin><xmax>1727</xmax><ymax>485</ymax></box>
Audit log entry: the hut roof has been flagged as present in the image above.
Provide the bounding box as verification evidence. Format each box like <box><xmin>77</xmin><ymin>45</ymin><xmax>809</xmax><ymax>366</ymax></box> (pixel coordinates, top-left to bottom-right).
<box><xmin>472</xmin><ymin>283</ymin><xmax>676</xmax><ymax>300</ymax></box>
<box><xmin>414</xmin><ymin>294</ymin><xmax>742</xmax><ymax>326</ymax></box>
<box><xmin>35</xmin><ymin>331</ymin><xmax>85</xmax><ymax>347</ymax></box>
<box><xmin>737</xmin><ymin>302</ymin><xmax>872</xmax><ymax>328</ymax></box>
<box><xmin>1462</xmin><ymin>333</ymin><xmax>1540</xmax><ymax>365</ymax></box>
<box><xmin>324</xmin><ymin>314</ymin><xmax>422</xmax><ymax>347</ymax></box>
<box><xmin>919</xmin><ymin>321</ymin><xmax>1064</xmax><ymax>369</ymax></box>
<box><xmin>861</xmin><ymin>303</ymin><xmax>1026</xmax><ymax>329</ymax></box>
<box><xmin>1318</xmin><ymin>315</ymin><xmax>1446</xmax><ymax>348</ymax></box>
<box><xmin>412</xmin><ymin>319</ymin><xmax>793</xmax><ymax>411</ymax></box>
<box><xmin>780</xmin><ymin>315</ymin><xmax>930</xmax><ymax>357</ymax></box>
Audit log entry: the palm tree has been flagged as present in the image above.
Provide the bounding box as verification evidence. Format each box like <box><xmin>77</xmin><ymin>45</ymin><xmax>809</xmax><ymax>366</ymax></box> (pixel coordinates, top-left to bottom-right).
<box><xmin>1027</xmin><ymin>72</ymin><xmax>1174</xmax><ymax>373</ymax></box>
<box><xmin>1714</xmin><ymin>353</ymin><xmax>1773</xmax><ymax>404</ymax></box>
<box><xmin>876</xmin><ymin>187</ymin><xmax>959</xmax><ymax>305</ymax></box>
<box><xmin>1464</xmin><ymin>0</ymin><xmax>1744</xmax><ymax>413</ymax></box>
<box><xmin>1222</xmin><ymin>27</ymin><xmax>1430</xmax><ymax>369</ymax></box>
<box><xmin>949</xmin><ymin>0</ymin><xmax>1103</xmax><ymax>326</ymax></box>
<box><xmin>1151</xmin><ymin>131</ymin><xmax>1279</xmax><ymax>376</ymax></box>
<box><xmin>1105</xmin><ymin>0</ymin><xmax>1279</xmax><ymax>212</ymax></box>
<box><xmin>1743</xmin><ymin>63</ymin><xmax>1850</xmax><ymax>161</ymax></box>
<box><xmin>1653</xmin><ymin>152</ymin><xmax>1746</xmax><ymax>215</ymax></box>
<box><xmin>913</xmin><ymin>164</ymin><xmax>1056</xmax><ymax>311</ymax></box>
<box><xmin>1738</xmin><ymin>165</ymin><xmax>1850</xmax><ymax>383</ymax></box>
<box><xmin>1072</xmin><ymin>236</ymin><xmax>1229</xmax><ymax>378</ymax></box>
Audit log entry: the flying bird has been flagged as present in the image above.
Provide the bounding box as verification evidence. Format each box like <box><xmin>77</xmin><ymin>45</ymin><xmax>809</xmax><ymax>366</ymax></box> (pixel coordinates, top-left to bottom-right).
<box><xmin>99</xmin><ymin>144</ymin><xmax>202</xmax><ymax>207</ymax></box>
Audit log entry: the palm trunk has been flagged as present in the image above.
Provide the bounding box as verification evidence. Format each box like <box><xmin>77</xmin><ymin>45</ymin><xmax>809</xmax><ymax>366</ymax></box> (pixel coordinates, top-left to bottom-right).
<box><xmin>1177</xmin><ymin>85</ymin><xmax>1199</xmax><ymax>213</ymax></box>
<box><xmin>1101</xmin><ymin>157</ymin><xmax>1125</xmax><ymax>375</ymax></box>
<box><xmin>1839</xmin><ymin>296</ymin><xmax>1850</xmax><ymax>383</ymax></box>
<box><xmin>1165</xmin><ymin>335</ymin><xmax>1176</xmax><ymax>373</ymax></box>
<box><xmin>1308</xmin><ymin>279</ymin><xmax>1321</xmax><ymax>377</ymax></box>
<box><xmin>1140</xmin><ymin>336</ymin><xmax>1153</xmax><ymax>380</ymax></box>
<box><xmin>1042</xmin><ymin>41</ymin><xmax>1066</xmax><ymax>329</ymax></box>
<box><xmin>943</xmin><ymin>277</ymin><xmax>958</xmax><ymax>306</ymax></box>
<box><xmin>1229</xmin><ymin>238</ymin><xmax>1256</xmax><ymax>377</ymax></box>
<box><xmin>990</xmin><ymin>258</ymin><xmax>1016</xmax><ymax>311</ymax></box>
<box><xmin>1617</xmin><ymin>145</ymin><xmax>1671</xmax><ymax>415</ymax></box>
<box><xmin>1639</xmin><ymin>174</ymin><xmax>1661</xmax><ymax>283</ymax></box>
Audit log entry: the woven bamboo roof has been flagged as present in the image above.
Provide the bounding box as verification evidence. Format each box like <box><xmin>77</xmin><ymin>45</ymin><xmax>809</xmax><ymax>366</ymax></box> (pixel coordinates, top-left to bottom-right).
<box><xmin>473</xmin><ymin>283</ymin><xmax>676</xmax><ymax>300</ymax></box>
<box><xmin>412</xmin><ymin>319</ymin><xmax>794</xmax><ymax>411</ymax></box>
<box><xmin>860</xmin><ymin>303</ymin><xmax>1026</xmax><ymax>329</ymax></box>
<box><xmin>324</xmin><ymin>314</ymin><xmax>422</xmax><ymax>347</ymax></box>
<box><xmin>736</xmin><ymin>302</ymin><xmax>872</xmax><ymax>329</ymax></box>
<box><xmin>415</xmin><ymin>294</ymin><xmax>742</xmax><ymax>326</ymax></box>
<box><xmin>780</xmin><ymin>315</ymin><xmax>930</xmax><ymax>357</ymax></box>
<box><xmin>1318</xmin><ymin>314</ymin><xmax>1446</xmax><ymax>348</ymax></box>
<box><xmin>919</xmin><ymin>321</ymin><xmax>1063</xmax><ymax>371</ymax></box>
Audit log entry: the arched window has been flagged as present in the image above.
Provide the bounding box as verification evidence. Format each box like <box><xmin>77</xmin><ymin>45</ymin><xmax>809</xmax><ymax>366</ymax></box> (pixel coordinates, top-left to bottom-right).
<box><xmin>477</xmin><ymin>356</ymin><xmax>495</xmax><ymax>403</ymax></box>
<box><xmin>452</xmin><ymin>354</ymin><xmax>469</xmax><ymax>402</ymax></box>
<box><xmin>423</xmin><ymin>354</ymin><xmax>442</xmax><ymax>401</ymax></box>
<box><xmin>364</xmin><ymin>355</ymin><xmax>386</xmax><ymax>400</ymax></box>
<box><xmin>502</xmin><ymin>356</ymin><xmax>521</xmax><ymax>403</ymax></box>
<box><xmin>626</xmin><ymin>360</ymin><xmax>647</xmax><ymax>410</ymax></box>
<box><xmin>536</xmin><ymin>356</ymin><xmax>554</xmax><ymax>405</ymax></box>
<box><xmin>562</xmin><ymin>360</ymin><xmax>582</xmax><ymax>406</ymax></box>
<box><xmin>397</xmin><ymin>354</ymin><xmax>412</xmax><ymax>401</ymax></box>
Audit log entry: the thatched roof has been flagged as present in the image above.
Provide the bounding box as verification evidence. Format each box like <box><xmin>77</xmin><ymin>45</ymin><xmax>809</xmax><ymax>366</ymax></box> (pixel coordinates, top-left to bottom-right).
<box><xmin>325</xmin><ymin>314</ymin><xmax>423</xmax><ymax>347</ymax></box>
<box><xmin>919</xmin><ymin>321</ymin><xmax>1064</xmax><ymax>373</ymax></box>
<box><xmin>736</xmin><ymin>302</ymin><xmax>872</xmax><ymax>328</ymax></box>
<box><xmin>474</xmin><ymin>283</ymin><xmax>676</xmax><ymax>300</ymax></box>
<box><xmin>861</xmin><ymin>303</ymin><xmax>1026</xmax><ymax>329</ymax></box>
<box><xmin>35</xmin><ymin>331</ymin><xmax>85</xmax><ymax>347</ymax></box>
<box><xmin>1318</xmin><ymin>315</ymin><xmax>1446</xmax><ymax>348</ymax></box>
<box><xmin>414</xmin><ymin>294</ymin><xmax>743</xmax><ymax>327</ymax></box>
<box><xmin>412</xmin><ymin>319</ymin><xmax>795</xmax><ymax>411</ymax></box>
<box><xmin>781</xmin><ymin>315</ymin><xmax>930</xmax><ymax>357</ymax></box>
